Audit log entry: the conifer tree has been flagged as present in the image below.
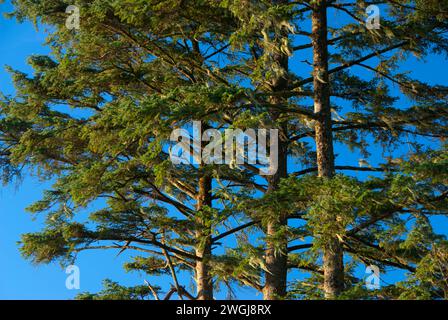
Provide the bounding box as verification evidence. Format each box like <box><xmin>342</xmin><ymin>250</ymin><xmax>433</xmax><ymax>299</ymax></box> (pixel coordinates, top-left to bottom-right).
<box><xmin>0</xmin><ymin>0</ymin><xmax>257</xmax><ymax>300</ymax></box>
<box><xmin>1</xmin><ymin>0</ymin><xmax>447</xmax><ymax>300</ymax></box>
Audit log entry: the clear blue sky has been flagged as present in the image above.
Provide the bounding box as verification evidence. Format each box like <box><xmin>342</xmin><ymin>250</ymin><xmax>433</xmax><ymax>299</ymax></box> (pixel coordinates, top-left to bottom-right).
<box><xmin>0</xmin><ymin>0</ymin><xmax>446</xmax><ymax>300</ymax></box>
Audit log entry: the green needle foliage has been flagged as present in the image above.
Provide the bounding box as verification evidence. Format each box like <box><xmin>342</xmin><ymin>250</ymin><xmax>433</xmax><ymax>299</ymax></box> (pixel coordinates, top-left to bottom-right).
<box><xmin>0</xmin><ymin>0</ymin><xmax>447</xmax><ymax>300</ymax></box>
<box><xmin>76</xmin><ymin>279</ymin><xmax>159</xmax><ymax>300</ymax></box>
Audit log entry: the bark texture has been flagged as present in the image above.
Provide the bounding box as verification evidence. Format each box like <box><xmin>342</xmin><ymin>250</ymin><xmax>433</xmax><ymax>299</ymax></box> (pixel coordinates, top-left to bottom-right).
<box><xmin>263</xmin><ymin>136</ymin><xmax>288</xmax><ymax>300</ymax></box>
<box><xmin>263</xmin><ymin>0</ymin><xmax>289</xmax><ymax>299</ymax></box>
<box><xmin>195</xmin><ymin>174</ymin><xmax>214</xmax><ymax>300</ymax></box>
<box><xmin>311</xmin><ymin>0</ymin><xmax>344</xmax><ymax>299</ymax></box>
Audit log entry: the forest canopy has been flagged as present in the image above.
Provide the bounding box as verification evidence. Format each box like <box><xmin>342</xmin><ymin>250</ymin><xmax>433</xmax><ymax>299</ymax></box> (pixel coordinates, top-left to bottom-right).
<box><xmin>0</xmin><ymin>0</ymin><xmax>447</xmax><ymax>300</ymax></box>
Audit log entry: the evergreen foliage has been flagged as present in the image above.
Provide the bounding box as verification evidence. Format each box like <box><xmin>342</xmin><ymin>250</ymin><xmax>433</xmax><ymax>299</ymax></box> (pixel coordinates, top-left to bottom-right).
<box><xmin>1</xmin><ymin>0</ymin><xmax>447</xmax><ymax>299</ymax></box>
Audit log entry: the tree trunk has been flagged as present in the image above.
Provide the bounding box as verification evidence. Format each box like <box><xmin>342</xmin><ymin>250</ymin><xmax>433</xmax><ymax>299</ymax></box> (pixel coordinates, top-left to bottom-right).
<box><xmin>311</xmin><ymin>0</ymin><xmax>344</xmax><ymax>298</ymax></box>
<box><xmin>263</xmin><ymin>0</ymin><xmax>289</xmax><ymax>298</ymax></box>
<box><xmin>195</xmin><ymin>174</ymin><xmax>214</xmax><ymax>300</ymax></box>
<box><xmin>263</xmin><ymin>139</ymin><xmax>288</xmax><ymax>300</ymax></box>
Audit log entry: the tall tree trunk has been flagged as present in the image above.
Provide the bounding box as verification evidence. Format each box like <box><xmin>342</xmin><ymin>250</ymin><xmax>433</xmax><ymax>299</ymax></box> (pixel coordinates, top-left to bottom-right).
<box><xmin>312</xmin><ymin>0</ymin><xmax>344</xmax><ymax>299</ymax></box>
<box><xmin>263</xmin><ymin>0</ymin><xmax>289</xmax><ymax>298</ymax></box>
<box><xmin>195</xmin><ymin>174</ymin><xmax>213</xmax><ymax>300</ymax></box>
<box><xmin>263</xmin><ymin>137</ymin><xmax>288</xmax><ymax>300</ymax></box>
<box><xmin>191</xmin><ymin>38</ymin><xmax>213</xmax><ymax>300</ymax></box>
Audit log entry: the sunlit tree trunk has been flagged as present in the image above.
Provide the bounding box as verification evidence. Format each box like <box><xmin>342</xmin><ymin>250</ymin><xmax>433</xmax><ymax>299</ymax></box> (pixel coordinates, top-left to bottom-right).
<box><xmin>195</xmin><ymin>174</ymin><xmax>214</xmax><ymax>300</ymax></box>
<box><xmin>312</xmin><ymin>0</ymin><xmax>344</xmax><ymax>299</ymax></box>
<box><xmin>263</xmin><ymin>0</ymin><xmax>289</xmax><ymax>299</ymax></box>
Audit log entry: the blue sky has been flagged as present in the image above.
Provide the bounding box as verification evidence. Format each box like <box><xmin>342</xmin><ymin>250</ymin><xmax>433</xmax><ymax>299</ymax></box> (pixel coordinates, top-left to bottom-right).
<box><xmin>0</xmin><ymin>1</ymin><xmax>446</xmax><ymax>300</ymax></box>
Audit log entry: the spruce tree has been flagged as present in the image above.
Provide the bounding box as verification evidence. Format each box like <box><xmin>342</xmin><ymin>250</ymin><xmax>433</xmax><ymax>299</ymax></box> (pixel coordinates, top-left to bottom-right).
<box><xmin>1</xmin><ymin>0</ymin><xmax>447</xmax><ymax>300</ymax></box>
<box><xmin>1</xmin><ymin>0</ymin><xmax>256</xmax><ymax>300</ymax></box>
